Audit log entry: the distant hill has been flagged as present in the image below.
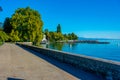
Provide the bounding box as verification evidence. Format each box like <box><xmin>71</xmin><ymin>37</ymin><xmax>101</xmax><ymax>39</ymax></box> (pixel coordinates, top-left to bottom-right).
<box><xmin>79</xmin><ymin>37</ymin><xmax>95</xmax><ymax>40</ymax></box>
<box><xmin>78</xmin><ymin>37</ymin><xmax>117</xmax><ymax>40</ymax></box>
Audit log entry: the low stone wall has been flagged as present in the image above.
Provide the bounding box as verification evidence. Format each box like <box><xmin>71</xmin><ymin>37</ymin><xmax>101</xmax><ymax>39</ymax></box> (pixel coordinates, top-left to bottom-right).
<box><xmin>17</xmin><ymin>43</ymin><xmax>120</xmax><ymax>80</ymax></box>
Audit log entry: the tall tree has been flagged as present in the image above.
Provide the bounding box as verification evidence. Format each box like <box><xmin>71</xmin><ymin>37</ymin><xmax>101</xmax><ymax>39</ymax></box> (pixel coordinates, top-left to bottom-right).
<box><xmin>57</xmin><ymin>24</ymin><xmax>61</xmax><ymax>33</ymax></box>
<box><xmin>44</xmin><ymin>29</ymin><xmax>50</xmax><ymax>40</ymax></box>
<box><xmin>3</xmin><ymin>17</ymin><xmax>12</xmax><ymax>33</ymax></box>
<box><xmin>10</xmin><ymin>7</ymin><xmax>43</xmax><ymax>45</ymax></box>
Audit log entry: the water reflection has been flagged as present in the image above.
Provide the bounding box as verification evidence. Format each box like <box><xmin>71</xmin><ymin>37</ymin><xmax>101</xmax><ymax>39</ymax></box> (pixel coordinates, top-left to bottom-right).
<box><xmin>49</xmin><ymin>43</ymin><xmax>64</xmax><ymax>50</ymax></box>
<box><xmin>40</xmin><ymin>42</ymin><xmax>78</xmax><ymax>51</ymax></box>
<box><xmin>40</xmin><ymin>43</ymin><xmax>49</xmax><ymax>48</ymax></box>
<box><xmin>69</xmin><ymin>43</ymin><xmax>78</xmax><ymax>50</ymax></box>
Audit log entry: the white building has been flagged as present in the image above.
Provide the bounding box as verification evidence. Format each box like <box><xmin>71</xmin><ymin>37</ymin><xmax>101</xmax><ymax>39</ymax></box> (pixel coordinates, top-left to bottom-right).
<box><xmin>41</xmin><ymin>35</ymin><xmax>47</xmax><ymax>44</ymax></box>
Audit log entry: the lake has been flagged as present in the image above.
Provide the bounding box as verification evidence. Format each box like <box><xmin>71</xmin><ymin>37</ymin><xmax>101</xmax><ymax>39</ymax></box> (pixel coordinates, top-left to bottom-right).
<box><xmin>41</xmin><ymin>40</ymin><xmax>120</xmax><ymax>62</ymax></box>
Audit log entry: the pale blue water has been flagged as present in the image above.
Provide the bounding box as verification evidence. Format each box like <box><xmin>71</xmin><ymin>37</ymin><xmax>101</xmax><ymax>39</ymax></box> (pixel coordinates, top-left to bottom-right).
<box><xmin>45</xmin><ymin>40</ymin><xmax>120</xmax><ymax>62</ymax></box>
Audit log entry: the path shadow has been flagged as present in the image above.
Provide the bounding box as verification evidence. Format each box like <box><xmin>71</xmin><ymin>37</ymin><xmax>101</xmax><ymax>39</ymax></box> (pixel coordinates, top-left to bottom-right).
<box><xmin>17</xmin><ymin>45</ymin><xmax>105</xmax><ymax>80</ymax></box>
<box><xmin>7</xmin><ymin>77</ymin><xmax>24</xmax><ymax>80</ymax></box>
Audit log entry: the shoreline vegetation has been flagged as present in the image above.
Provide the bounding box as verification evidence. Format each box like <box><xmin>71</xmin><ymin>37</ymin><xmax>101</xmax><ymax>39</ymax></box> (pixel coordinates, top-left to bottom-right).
<box><xmin>44</xmin><ymin>24</ymin><xmax>78</xmax><ymax>43</ymax></box>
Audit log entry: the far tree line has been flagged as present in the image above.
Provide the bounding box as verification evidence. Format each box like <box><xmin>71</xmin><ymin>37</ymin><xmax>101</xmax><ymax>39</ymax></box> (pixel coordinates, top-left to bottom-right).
<box><xmin>44</xmin><ymin>24</ymin><xmax>78</xmax><ymax>42</ymax></box>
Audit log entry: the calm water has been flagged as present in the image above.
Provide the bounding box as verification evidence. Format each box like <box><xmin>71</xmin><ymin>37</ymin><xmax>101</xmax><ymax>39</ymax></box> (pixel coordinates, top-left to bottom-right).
<box><xmin>42</xmin><ymin>40</ymin><xmax>120</xmax><ymax>62</ymax></box>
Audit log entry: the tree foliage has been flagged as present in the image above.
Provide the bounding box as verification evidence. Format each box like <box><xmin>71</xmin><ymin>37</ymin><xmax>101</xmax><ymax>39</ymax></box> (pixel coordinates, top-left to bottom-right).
<box><xmin>66</xmin><ymin>33</ymin><xmax>78</xmax><ymax>40</ymax></box>
<box><xmin>3</xmin><ymin>17</ymin><xmax>12</xmax><ymax>33</ymax></box>
<box><xmin>44</xmin><ymin>29</ymin><xmax>50</xmax><ymax>40</ymax></box>
<box><xmin>10</xmin><ymin>7</ymin><xmax>43</xmax><ymax>45</ymax></box>
<box><xmin>44</xmin><ymin>24</ymin><xmax>78</xmax><ymax>42</ymax></box>
<box><xmin>52</xmin><ymin>32</ymin><xmax>64</xmax><ymax>41</ymax></box>
<box><xmin>57</xmin><ymin>24</ymin><xmax>61</xmax><ymax>33</ymax></box>
<box><xmin>0</xmin><ymin>31</ymin><xmax>9</xmax><ymax>42</ymax></box>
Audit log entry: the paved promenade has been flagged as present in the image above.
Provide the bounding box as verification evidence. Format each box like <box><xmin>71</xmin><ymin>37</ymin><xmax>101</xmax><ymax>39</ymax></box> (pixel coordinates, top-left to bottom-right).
<box><xmin>0</xmin><ymin>43</ymin><xmax>104</xmax><ymax>80</ymax></box>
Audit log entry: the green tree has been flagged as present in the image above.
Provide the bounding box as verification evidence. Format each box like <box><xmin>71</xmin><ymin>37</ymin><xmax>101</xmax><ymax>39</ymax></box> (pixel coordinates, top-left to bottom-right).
<box><xmin>63</xmin><ymin>34</ymin><xmax>68</xmax><ymax>40</ymax></box>
<box><xmin>10</xmin><ymin>7</ymin><xmax>43</xmax><ymax>45</ymax></box>
<box><xmin>44</xmin><ymin>25</ymin><xmax>78</xmax><ymax>42</ymax></box>
<box><xmin>10</xmin><ymin>30</ymin><xmax>20</xmax><ymax>42</ymax></box>
<box><xmin>57</xmin><ymin>24</ymin><xmax>61</xmax><ymax>33</ymax></box>
<box><xmin>3</xmin><ymin>17</ymin><xmax>12</xmax><ymax>33</ymax></box>
<box><xmin>48</xmin><ymin>32</ymin><xmax>64</xmax><ymax>42</ymax></box>
<box><xmin>68</xmin><ymin>33</ymin><xmax>72</xmax><ymax>40</ymax></box>
<box><xmin>49</xmin><ymin>31</ymin><xmax>54</xmax><ymax>41</ymax></box>
<box><xmin>0</xmin><ymin>31</ymin><xmax>9</xmax><ymax>42</ymax></box>
<box><xmin>44</xmin><ymin>29</ymin><xmax>50</xmax><ymax>40</ymax></box>
<box><xmin>65</xmin><ymin>33</ymin><xmax>78</xmax><ymax>40</ymax></box>
<box><xmin>52</xmin><ymin>32</ymin><xmax>64</xmax><ymax>41</ymax></box>
<box><xmin>71</xmin><ymin>32</ymin><xmax>78</xmax><ymax>40</ymax></box>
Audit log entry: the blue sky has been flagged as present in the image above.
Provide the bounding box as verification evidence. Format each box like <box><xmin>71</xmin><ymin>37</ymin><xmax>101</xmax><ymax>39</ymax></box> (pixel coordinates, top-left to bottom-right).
<box><xmin>0</xmin><ymin>0</ymin><xmax>120</xmax><ymax>39</ymax></box>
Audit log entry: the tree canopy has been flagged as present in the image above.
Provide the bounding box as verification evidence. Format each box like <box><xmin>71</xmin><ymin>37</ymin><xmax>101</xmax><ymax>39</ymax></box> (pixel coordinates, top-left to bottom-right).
<box><xmin>44</xmin><ymin>24</ymin><xmax>78</xmax><ymax>42</ymax></box>
<box><xmin>66</xmin><ymin>33</ymin><xmax>78</xmax><ymax>40</ymax></box>
<box><xmin>9</xmin><ymin>7</ymin><xmax>43</xmax><ymax>45</ymax></box>
<box><xmin>0</xmin><ymin>30</ymin><xmax>9</xmax><ymax>42</ymax></box>
<box><xmin>57</xmin><ymin>24</ymin><xmax>61</xmax><ymax>33</ymax></box>
<box><xmin>3</xmin><ymin>17</ymin><xmax>12</xmax><ymax>33</ymax></box>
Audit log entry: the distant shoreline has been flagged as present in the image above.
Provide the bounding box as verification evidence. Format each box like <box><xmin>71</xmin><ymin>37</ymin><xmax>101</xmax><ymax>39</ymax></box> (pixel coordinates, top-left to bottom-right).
<box><xmin>57</xmin><ymin>40</ymin><xmax>110</xmax><ymax>44</ymax></box>
<box><xmin>78</xmin><ymin>37</ymin><xmax>120</xmax><ymax>40</ymax></box>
